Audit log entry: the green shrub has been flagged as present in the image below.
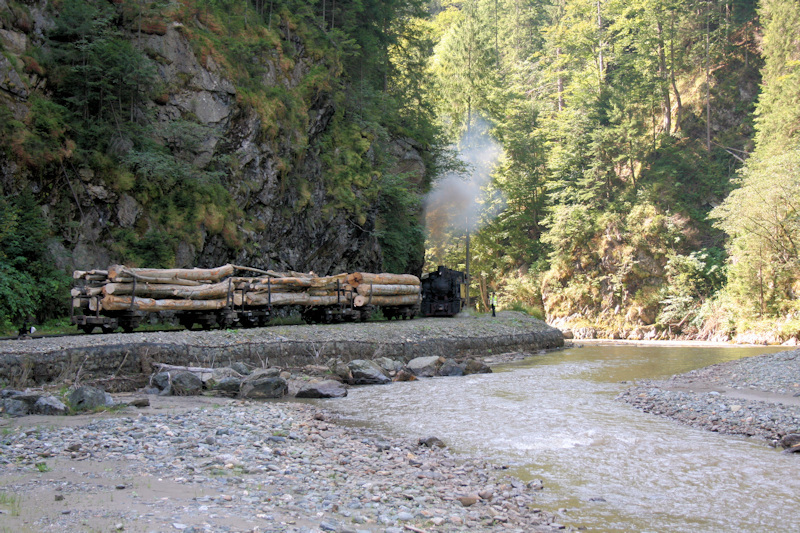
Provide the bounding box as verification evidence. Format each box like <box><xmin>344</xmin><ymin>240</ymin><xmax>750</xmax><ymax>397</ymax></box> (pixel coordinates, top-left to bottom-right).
<box><xmin>0</xmin><ymin>193</ymin><xmax>70</xmax><ymax>332</ymax></box>
<box><xmin>505</xmin><ymin>301</ymin><xmax>545</xmax><ymax>320</ymax></box>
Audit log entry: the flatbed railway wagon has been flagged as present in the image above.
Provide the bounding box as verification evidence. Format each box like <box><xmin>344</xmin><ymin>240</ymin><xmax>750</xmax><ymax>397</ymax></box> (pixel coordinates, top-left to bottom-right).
<box><xmin>70</xmin><ymin>265</ymin><xmax>422</xmax><ymax>333</ymax></box>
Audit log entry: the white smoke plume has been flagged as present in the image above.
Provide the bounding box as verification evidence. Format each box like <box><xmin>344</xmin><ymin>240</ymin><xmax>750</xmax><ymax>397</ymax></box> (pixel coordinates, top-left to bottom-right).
<box><xmin>425</xmin><ymin>118</ymin><xmax>503</xmax><ymax>266</ymax></box>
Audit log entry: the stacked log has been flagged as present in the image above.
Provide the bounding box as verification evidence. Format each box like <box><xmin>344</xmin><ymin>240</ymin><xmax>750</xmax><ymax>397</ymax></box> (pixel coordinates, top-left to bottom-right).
<box><xmin>97</xmin><ymin>296</ymin><xmax>229</xmax><ymax>312</ymax></box>
<box><xmin>73</xmin><ymin>265</ymin><xmax>420</xmax><ymax>314</ymax></box>
<box><xmin>71</xmin><ymin>265</ymin><xmax>240</xmax><ymax>312</ymax></box>
<box><xmin>72</xmin><ymin>269</ymin><xmax>109</xmax><ymax>311</ymax></box>
<box><xmin>348</xmin><ymin>273</ymin><xmax>422</xmax><ymax>308</ymax></box>
<box><xmin>239</xmin><ymin>273</ymin><xmax>353</xmax><ymax>307</ymax></box>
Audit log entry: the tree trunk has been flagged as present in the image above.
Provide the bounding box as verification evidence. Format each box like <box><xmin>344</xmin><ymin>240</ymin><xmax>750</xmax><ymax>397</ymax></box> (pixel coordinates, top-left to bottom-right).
<box><xmin>245</xmin><ymin>274</ymin><xmax>349</xmax><ymax>292</ymax></box>
<box><xmin>100</xmin><ymin>296</ymin><xmax>229</xmax><ymax>312</ymax></box>
<box><xmin>670</xmin><ymin>11</ymin><xmax>682</xmax><ymax>133</ymax></box>
<box><xmin>705</xmin><ymin>6</ymin><xmax>712</xmax><ymax>152</ymax></box>
<box><xmin>557</xmin><ymin>47</ymin><xmax>564</xmax><ymax>111</ymax></box>
<box><xmin>656</xmin><ymin>19</ymin><xmax>671</xmax><ymax>134</ymax></box>
<box><xmin>108</xmin><ymin>264</ymin><xmax>235</xmax><ymax>283</ymax></box>
<box><xmin>245</xmin><ymin>293</ymin><xmax>349</xmax><ymax>307</ymax></box>
<box><xmin>71</xmin><ymin>287</ymin><xmax>103</xmax><ymax>297</ymax></box>
<box><xmin>356</xmin><ymin>284</ymin><xmax>421</xmax><ymax>296</ymax></box>
<box><xmin>346</xmin><ymin>273</ymin><xmax>420</xmax><ymax>287</ymax></box>
<box><xmin>103</xmin><ymin>281</ymin><xmax>232</xmax><ymax>300</ymax></box>
<box><xmin>73</xmin><ymin>270</ymin><xmax>108</xmax><ymax>281</ymax></box>
<box><xmin>353</xmin><ymin>294</ymin><xmax>421</xmax><ymax>307</ymax></box>
<box><xmin>478</xmin><ymin>277</ymin><xmax>488</xmax><ymax>311</ymax></box>
<box><xmin>597</xmin><ymin>0</ymin><xmax>604</xmax><ymax>84</ymax></box>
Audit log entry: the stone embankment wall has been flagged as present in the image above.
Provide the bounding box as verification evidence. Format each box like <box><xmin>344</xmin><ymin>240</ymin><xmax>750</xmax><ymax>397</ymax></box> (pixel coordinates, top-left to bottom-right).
<box><xmin>0</xmin><ymin>314</ymin><xmax>564</xmax><ymax>391</ymax></box>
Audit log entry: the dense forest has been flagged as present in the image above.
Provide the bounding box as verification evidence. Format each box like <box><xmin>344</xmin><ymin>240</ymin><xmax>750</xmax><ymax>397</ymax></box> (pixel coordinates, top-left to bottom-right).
<box><xmin>424</xmin><ymin>0</ymin><xmax>799</xmax><ymax>342</ymax></box>
<box><xmin>0</xmin><ymin>0</ymin><xmax>798</xmax><ymax>342</ymax></box>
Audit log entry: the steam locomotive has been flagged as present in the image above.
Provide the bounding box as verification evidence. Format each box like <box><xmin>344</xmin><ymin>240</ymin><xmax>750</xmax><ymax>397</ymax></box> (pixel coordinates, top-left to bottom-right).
<box><xmin>420</xmin><ymin>266</ymin><xmax>466</xmax><ymax>317</ymax></box>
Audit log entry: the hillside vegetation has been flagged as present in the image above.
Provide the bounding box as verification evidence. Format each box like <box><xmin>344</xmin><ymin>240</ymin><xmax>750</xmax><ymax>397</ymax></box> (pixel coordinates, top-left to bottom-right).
<box><xmin>0</xmin><ymin>0</ymin><xmax>445</xmax><ymax>331</ymax></box>
<box><xmin>1</xmin><ymin>0</ymin><xmax>798</xmax><ymax>342</ymax></box>
<box><xmin>424</xmin><ymin>0</ymin><xmax>800</xmax><ymax>343</ymax></box>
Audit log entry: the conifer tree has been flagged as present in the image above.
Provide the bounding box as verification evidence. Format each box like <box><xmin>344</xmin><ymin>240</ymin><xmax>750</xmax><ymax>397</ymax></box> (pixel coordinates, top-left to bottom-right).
<box><xmin>711</xmin><ymin>0</ymin><xmax>800</xmax><ymax>317</ymax></box>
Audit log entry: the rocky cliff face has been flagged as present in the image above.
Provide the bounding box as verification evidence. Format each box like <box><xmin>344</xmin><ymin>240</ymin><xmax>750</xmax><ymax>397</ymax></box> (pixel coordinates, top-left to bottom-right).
<box><xmin>0</xmin><ymin>0</ymin><xmax>425</xmax><ymax>275</ymax></box>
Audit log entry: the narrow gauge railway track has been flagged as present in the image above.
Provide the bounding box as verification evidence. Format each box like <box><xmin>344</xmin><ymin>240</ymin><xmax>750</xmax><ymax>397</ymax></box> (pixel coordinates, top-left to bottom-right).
<box><xmin>0</xmin><ymin>326</ymin><xmax>186</xmax><ymax>342</ymax></box>
<box><xmin>0</xmin><ymin>332</ymin><xmax>84</xmax><ymax>342</ymax></box>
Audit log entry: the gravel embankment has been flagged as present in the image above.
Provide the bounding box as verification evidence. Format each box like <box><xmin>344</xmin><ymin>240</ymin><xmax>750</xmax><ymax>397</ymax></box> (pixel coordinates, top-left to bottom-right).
<box><xmin>0</xmin><ymin>312</ymin><xmax>563</xmax><ymax>389</ymax></box>
<box><xmin>618</xmin><ymin>349</ymin><xmax>800</xmax><ymax>443</ymax></box>
<box><xmin>0</xmin><ymin>313</ymin><xmax>558</xmax><ymax>356</ymax></box>
<box><xmin>0</xmin><ymin>397</ymin><xmax>565</xmax><ymax>532</ymax></box>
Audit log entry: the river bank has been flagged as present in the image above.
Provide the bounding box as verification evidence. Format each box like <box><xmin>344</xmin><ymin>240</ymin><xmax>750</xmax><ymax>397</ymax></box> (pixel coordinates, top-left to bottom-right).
<box><xmin>618</xmin><ymin>348</ymin><xmax>800</xmax><ymax>445</ymax></box>
<box><xmin>0</xmin><ymin>313</ymin><xmax>570</xmax><ymax>531</ymax></box>
<box><xmin>552</xmin><ymin>318</ymin><xmax>800</xmax><ymax>346</ymax></box>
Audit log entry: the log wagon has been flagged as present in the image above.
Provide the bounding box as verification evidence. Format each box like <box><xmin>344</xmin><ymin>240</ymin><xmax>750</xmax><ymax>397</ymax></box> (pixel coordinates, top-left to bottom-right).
<box><xmin>70</xmin><ymin>264</ymin><xmax>423</xmax><ymax>333</ymax></box>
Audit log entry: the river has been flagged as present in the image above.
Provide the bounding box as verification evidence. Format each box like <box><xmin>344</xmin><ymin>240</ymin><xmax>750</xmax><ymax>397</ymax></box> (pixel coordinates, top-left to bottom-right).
<box><xmin>321</xmin><ymin>343</ymin><xmax>799</xmax><ymax>532</ymax></box>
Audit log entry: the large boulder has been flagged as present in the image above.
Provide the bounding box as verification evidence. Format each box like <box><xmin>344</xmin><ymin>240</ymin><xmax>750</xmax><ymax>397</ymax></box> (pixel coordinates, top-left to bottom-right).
<box><xmin>33</xmin><ymin>396</ymin><xmax>68</xmax><ymax>415</ymax></box>
<box><xmin>212</xmin><ymin>376</ymin><xmax>243</xmax><ymax>396</ymax></box>
<box><xmin>0</xmin><ymin>391</ymin><xmax>66</xmax><ymax>416</ymax></box>
<box><xmin>4</xmin><ymin>392</ymin><xmax>40</xmax><ymax>406</ymax></box>
<box><xmin>374</xmin><ymin>357</ymin><xmax>403</xmax><ymax>373</ymax></box>
<box><xmin>69</xmin><ymin>386</ymin><xmax>110</xmax><ymax>412</ymax></box>
<box><xmin>393</xmin><ymin>369</ymin><xmax>417</xmax><ymax>382</ymax></box>
<box><xmin>464</xmin><ymin>358</ymin><xmax>492</xmax><ymax>375</ymax></box>
<box><xmin>296</xmin><ymin>380</ymin><xmax>348</xmax><ymax>398</ymax></box>
<box><xmin>419</xmin><ymin>436</ymin><xmax>446</xmax><ymax>448</ymax></box>
<box><xmin>781</xmin><ymin>434</ymin><xmax>800</xmax><ymax>450</ymax></box>
<box><xmin>251</xmin><ymin>367</ymin><xmax>282</xmax><ymax>378</ymax></box>
<box><xmin>326</xmin><ymin>358</ymin><xmax>353</xmax><ymax>383</ymax></box>
<box><xmin>348</xmin><ymin>359</ymin><xmax>390</xmax><ymax>385</ymax></box>
<box><xmin>205</xmin><ymin>367</ymin><xmax>243</xmax><ymax>389</ymax></box>
<box><xmin>438</xmin><ymin>359</ymin><xmax>465</xmax><ymax>377</ymax></box>
<box><xmin>152</xmin><ymin>372</ymin><xmax>172</xmax><ymax>391</ymax></box>
<box><xmin>0</xmin><ymin>398</ymin><xmax>29</xmax><ymax>417</ymax></box>
<box><xmin>407</xmin><ymin>356</ymin><xmax>444</xmax><ymax>378</ymax></box>
<box><xmin>240</xmin><ymin>369</ymin><xmax>287</xmax><ymax>399</ymax></box>
<box><xmin>230</xmin><ymin>362</ymin><xmax>251</xmax><ymax>375</ymax></box>
<box><xmin>171</xmin><ymin>371</ymin><xmax>203</xmax><ymax>395</ymax></box>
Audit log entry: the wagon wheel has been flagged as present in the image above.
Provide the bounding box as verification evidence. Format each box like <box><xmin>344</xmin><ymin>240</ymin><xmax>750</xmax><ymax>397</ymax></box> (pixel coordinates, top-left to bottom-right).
<box><xmin>240</xmin><ymin>314</ymin><xmax>258</xmax><ymax>328</ymax></box>
<box><xmin>301</xmin><ymin>309</ymin><xmax>318</xmax><ymax>324</ymax></box>
<box><xmin>79</xmin><ymin>325</ymin><xmax>95</xmax><ymax>334</ymax></box>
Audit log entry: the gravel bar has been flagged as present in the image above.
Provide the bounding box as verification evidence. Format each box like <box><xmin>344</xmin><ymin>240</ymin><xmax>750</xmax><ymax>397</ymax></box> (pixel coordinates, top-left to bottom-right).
<box><xmin>0</xmin><ymin>397</ymin><xmax>566</xmax><ymax>532</ymax></box>
<box><xmin>618</xmin><ymin>349</ymin><xmax>800</xmax><ymax>444</ymax></box>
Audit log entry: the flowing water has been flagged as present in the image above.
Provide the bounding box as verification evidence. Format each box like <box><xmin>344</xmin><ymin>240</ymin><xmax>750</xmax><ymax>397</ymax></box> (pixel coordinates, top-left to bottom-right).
<box><xmin>321</xmin><ymin>343</ymin><xmax>800</xmax><ymax>532</ymax></box>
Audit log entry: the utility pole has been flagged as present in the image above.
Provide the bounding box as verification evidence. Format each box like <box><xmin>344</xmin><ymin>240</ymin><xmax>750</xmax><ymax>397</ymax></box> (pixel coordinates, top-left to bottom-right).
<box><xmin>465</xmin><ymin>216</ymin><xmax>470</xmax><ymax>311</ymax></box>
